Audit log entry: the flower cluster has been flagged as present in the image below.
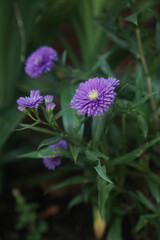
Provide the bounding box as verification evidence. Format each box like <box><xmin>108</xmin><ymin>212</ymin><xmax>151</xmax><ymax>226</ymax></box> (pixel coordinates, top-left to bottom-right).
<box><xmin>25</xmin><ymin>46</ymin><xmax>58</xmax><ymax>78</ymax></box>
<box><xmin>17</xmin><ymin>90</ymin><xmax>43</xmax><ymax>109</ymax></box>
<box><xmin>70</xmin><ymin>77</ymin><xmax>119</xmax><ymax>117</ymax></box>
<box><xmin>17</xmin><ymin>90</ymin><xmax>55</xmax><ymax>113</ymax></box>
<box><xmin>43</xmin><ymin>140</ymin><xmax>68</xmax><ymax>170</ymax></box>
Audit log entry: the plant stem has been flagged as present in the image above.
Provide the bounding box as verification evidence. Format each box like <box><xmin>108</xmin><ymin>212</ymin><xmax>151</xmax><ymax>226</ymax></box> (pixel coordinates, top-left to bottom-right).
<box><xmin>135</xmin><ymin>27</ymin><xmax>159</xmax><ymax>130</ymax></box>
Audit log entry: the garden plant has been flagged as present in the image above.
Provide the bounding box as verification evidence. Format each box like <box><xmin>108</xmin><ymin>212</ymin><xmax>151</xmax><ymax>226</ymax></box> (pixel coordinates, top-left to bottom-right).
<box><xmin>1</xmin><ymin>0</ymin><xmax>160</xmax><ymax>239</ymax></box>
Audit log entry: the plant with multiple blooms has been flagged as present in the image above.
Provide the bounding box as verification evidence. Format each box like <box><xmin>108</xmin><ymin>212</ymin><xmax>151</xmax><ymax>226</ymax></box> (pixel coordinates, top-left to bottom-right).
<box><xmin>16</xmin><ymin>46</ymin><xmax>120</xmax><ymax>237</ymax></box>
<box><xmin>16</xmin><ymin>38</ymin><xmax>160</xmax><ymax>239</ymax></box>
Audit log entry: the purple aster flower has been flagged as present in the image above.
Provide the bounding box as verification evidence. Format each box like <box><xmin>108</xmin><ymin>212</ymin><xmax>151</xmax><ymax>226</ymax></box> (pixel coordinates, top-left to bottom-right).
<box><xmin>25</xmin><ymin>46</ymin><xmax>58</xmax><ymax>78</ymax></box>
<box><xmin>46</xmin><ymin>102</ymin><xmax>56</xmax><ymax>112</ymax></box>
<box><xmin>17</xmin><ymin>90</ymin><xmax>43</xmax><ymax>109</ymax></box>
<box><xmin>44</xmin><ymin>94</ymin><xmax>54</xmax><ymax>104</ymax></box>
<box><xmin>43</xmin><ymin>140</ymin><xmax>68</xmax><ymax>170</ymax></box>
<box><xmin>43</xmin><ymin>157</ymin><xmax>61</xmax><ymax>170</ymax></box>
<box><xmin>70</xmin><ymin>77</ymin><xmax>120</xmax><ymax>117</ymax></box>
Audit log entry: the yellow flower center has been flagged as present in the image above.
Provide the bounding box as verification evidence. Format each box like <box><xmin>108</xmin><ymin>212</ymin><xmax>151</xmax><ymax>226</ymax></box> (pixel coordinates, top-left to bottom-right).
<box><xmin>88</xmin><ymin>90</ymin><xmax>98</xmax><ymax>100</ymax></box>
<box><xmin>34</xmin><ymin>56</ymin><xmax>42</xmax><ymax>65</ymax></box>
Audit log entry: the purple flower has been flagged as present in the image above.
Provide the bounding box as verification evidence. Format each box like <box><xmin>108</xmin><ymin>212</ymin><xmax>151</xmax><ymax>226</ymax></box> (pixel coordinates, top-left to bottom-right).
<box><xmin>25</xmin><ymin>46</ymin><xmax>58</xmax><ymax>78</ymax></box>
<box><xmin>43</xmin><ymin>140</ymin><xmax>68</xmax><ymax>170</ymax></box>
<box><xmin>46</xmin><ymin>102</ymin><xmax>56</xmax><ymax>112</ymax></box>
<box><xmin>18</xmin><ymin>106</ymin><xmax>25</xmax><ymax>112</ymax></box>
<box><xmin>44</xmin><ymin>94</ymin><xmax>54</xmax><ymax>104</ymax></box>
<box><xmin>70</xmin><ymin>77</ymin><xmax>120</xmax><ymax>117</ymax></box>
<box><xmin>17</xmin><ymin>90</ymin><xmax>43</xmax><ymax>109</ymax></box>
<box><xmin>43</xmin><ymin>157</ymin><xmax>61</xmax><ymax>170</ymax></box>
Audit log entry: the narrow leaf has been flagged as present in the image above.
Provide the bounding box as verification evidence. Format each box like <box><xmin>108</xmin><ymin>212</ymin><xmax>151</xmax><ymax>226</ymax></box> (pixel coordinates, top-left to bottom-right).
<box><xmin>38</xmin><ymin>136</ymin><xmax>62</xmax><ymax>150</ymax></box>
<box><xmin>94</xmin><ymin>161</ymin><xmax>112</xmax><ymax>183</ymax></box>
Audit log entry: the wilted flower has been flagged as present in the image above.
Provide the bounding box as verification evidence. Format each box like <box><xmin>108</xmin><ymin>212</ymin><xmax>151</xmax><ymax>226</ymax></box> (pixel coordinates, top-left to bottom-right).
<box><xmin>17</xmin><ymin>90</ymin><xmax>43</xmax><ymax>109</ymax></box>
<box><xmin>43</xmin><ymin>140</ymin><xmax>68</xmax><ymax>170</ymax></box>
<box><xmin>25</xmin><ymin>46</ymin><xmax>58</xmax><ymax>78</ymax></box>
<box><xmin>70</xmin><ymin>77</ymin><xmax>119</xmax><ymax>117</ymax></box>
<box><xmin>44</xmin><ymin>94</ymin><xmax>54</xmax><ymax>104</ymax></box>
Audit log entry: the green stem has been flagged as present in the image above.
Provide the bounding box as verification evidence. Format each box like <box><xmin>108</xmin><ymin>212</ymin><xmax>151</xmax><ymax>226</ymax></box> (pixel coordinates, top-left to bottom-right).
<box><xmin>135</xmin><ymin>27</ymin><xmax>159</xmax><ymax>130</ymax></box>
<box><xmin>122</xmin><ymin>114</ymin><xmax>126</xmax><ymax>153</ymax></box>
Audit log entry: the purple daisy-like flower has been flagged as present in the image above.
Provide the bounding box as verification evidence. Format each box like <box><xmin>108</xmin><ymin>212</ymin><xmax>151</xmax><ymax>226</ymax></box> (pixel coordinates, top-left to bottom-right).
<box><xmin>17</xmin><ymin>90</ymin><xmax>43</xmax><ymax>109</ymax></box>
<box><xmin>70</xmin><ymin>77</ymin><xmax>120</xmax><ymax>117</ymax></box>
<box><xmin>43</xmin><ymin>140</ymin><xmax>68</xmax><ymax>170</ymax></box>
<box><xmin>25</xmin><ymin>46</ymin><xmax>58</xmax><ymax>78</ymax></box>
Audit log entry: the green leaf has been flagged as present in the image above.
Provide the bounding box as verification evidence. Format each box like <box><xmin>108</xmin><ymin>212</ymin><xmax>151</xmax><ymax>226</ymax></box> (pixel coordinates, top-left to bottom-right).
<box><xmin>125</xmin><ymin>13</ymin><xmax>138</xmax><ymax>26</ymax></box>
<box><xmin>132</xmin><ymin>91</ymin><xmax>158</xmax><ymax>108</ymax></box>
<box><xmin>38</xmin><ymin>136</ymin><xmax>62</xmax><ymax>150</ymax></box>
<box><xmin>18</xmin><ymin>146</ymin><xmax>70</xmax><ymax>159</ymax></box>
<box><xmin>156</xmin><ymin>22</ymin><xmax>160</xmax><ymax>49</ymax></box>
<box><xmin>60</xmin><ymin>80</ymin><xmax>84</xmax><ymax>162</ymax></box>
<box><xmin>48</xmin><ymin>176</ymin><xmax>91</xmax><ymax>192</ymax></box>
<box><xmin>52</xmin><ymin>106</ymin><xmax>69</xmax><ymax>121</ymax></box>
<box><xmin>135</xmin><ymin>214</ymin><xmax>156</xmax><ymax>232</ymax></box>
<box><xmin>94</xmin><ymin>161</ymin><xmax>112</xmax><ymax>183</ymax></box>
<box><xmin>97</xmin><ymin>177</ymin><xmax>113</xmax><ymax>218</ymax></box>
<box><xmin>68</xmin><ymin>193</ymin><xmax>84</xmax><ymax>208</ymax></box>
<box><xmin>147</xmin><ymin>178</ymin><xmax>160</xmax><ymax>204</ymax></box>
<box><xmin>0</xmin><ymin>106</ymin><xmax>24</xmax><ymax>148</ymax></box>
<box><xmin>137</xmin><ymin>191</ymin><xmax>156</xmax><ymax>212</ymax></box>
<box><xmin>19</xmin><ymin>124</ymin><xmax>55</xmax><ymax>135</ymax></box>
<box><xmin>136</xmin><ymin>114</ymin><xmax>148</xmax><ymax>138</ymax></box>
<box><xmin>14</xmin><ymin>122</ymin><xmax>39</xmax><ymax>131</ymax></box>
<box><xmin>85</xmin><ymin>151</ymin><xmax>108</xmax><ymax>161</ymax></box>
<box><xmin>106</xmin><ymin>217</ymin><xmax>123</xmax><ymax>240</ymax></box>
<box><xmin>111</xmin><ymin>136</ymin><xmax>160</xmax><ymax>166</ymax></box>
<box><xmin>92</xmin><ymin>111</ymin><xmax>114</xmax><ymax>141</ymax></box>
<box><xmin>135</xmin><ymin>216</ymin><xmax>148</xmax><ymax>232</ymax></box>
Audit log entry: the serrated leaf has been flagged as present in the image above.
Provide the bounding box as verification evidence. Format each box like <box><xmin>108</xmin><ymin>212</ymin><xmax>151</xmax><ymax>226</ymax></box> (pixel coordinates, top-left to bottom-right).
<box><xmin>94</xmin><ymin>161</ymin><xmax>112</xmax><ymax>183</ymax></box>
<box><xmin>125</xmin><ymin>13</ymin><xmax>138</xmax><ymax>26</ymax></box>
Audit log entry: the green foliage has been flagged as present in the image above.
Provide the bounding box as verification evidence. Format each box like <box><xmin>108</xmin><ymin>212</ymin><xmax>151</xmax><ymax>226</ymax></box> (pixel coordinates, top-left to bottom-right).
<box><xmin>2</xmin><ymin>0</ymin><xmax>160</xmax><ymax>239</ymax></box>
<box><xmin>13</xmin><ymin>189</ymin><xmax>48</xmax><ymax>240</ymax></box>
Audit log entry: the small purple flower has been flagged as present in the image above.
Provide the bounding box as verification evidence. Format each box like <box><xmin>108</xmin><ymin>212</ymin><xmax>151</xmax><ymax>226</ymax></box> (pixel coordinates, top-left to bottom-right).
<box><xmin>17</xmin><ymin>90</ymin><xmax>43</xmax><ymax>109</ymax></box>
<box><xmin>70</xmin><ymin>77</ymin><xmax>120</xmax><ymax>117</ymax></box>
<box><xmin>46</xmin><ymin>102</ymin><xmax>56</xmax><ymax>112</ymax></box>
<box><xmin>43</xmin><ymin>157</ymin><xmax>61</xmax><ymax>170</ymax></box>
<box><xmin>18</xmin><ymin>106</ymin><xmax>25</xmax><ymax>112</ymax></box>
<box><xmin>25</xmin><ymin>46</ymin><xmax>58</xmax><ymax>78</ymax></box>
<box><xmin>44</xmin><ymin>94</ymin><xmax>54</xmax><ymax>104</ymax></box>
<box><xmin>43</xmin><ymin>140</ymin><xmax>68</xmax><ymax>170</ymax></box>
